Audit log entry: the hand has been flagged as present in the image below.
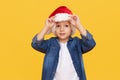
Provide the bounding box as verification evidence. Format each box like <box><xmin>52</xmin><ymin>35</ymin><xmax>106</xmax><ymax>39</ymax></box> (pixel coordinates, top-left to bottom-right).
<box><xmin>69</xmin><ymin>15</ymin><xmax>82</xmax><ymax>30</ymax></box>
<box><xmin>69</xmin><ymin>15</ymin><xmax>87</xmax><ymax>36</ymax></box>
<box><xmin>44</xmin><ymin>16</ymin><xmax>56</xmax><ymax>30</ymax></box>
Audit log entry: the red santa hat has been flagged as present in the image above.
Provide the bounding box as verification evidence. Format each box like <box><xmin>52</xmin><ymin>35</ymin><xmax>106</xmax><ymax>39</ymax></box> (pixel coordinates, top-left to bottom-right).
<box><xmin>47</xmin><ymin>6</ymin><xmax>76</xmax><ymax>35</ymax></box>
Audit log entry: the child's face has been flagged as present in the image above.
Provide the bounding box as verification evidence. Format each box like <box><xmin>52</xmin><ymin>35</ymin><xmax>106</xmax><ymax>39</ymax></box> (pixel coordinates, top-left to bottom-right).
<box><xmin>55</xmin><ymin>21</ymin><xmax>72</xmax><ymax>42</ymax></box>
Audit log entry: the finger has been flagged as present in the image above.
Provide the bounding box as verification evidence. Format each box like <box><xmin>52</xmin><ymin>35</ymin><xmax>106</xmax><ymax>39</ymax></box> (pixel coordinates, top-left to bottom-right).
<box><xmin>51</xmin><ymin>19</ymin><xmax>55</xmax><ymax>23</ymax></box>
<box><xmin>50</xmin><ymin>16</ymin><xmax>55</xmax><ymax>21</ymax></box>
<box><xmin>48</xmin><ymin>19</ymin><xmax>51</xmax><ymax>23</ymax></box>
<box><xmin>51</xmin><ymin>16</ymin><xmax>55</xmax><ymax>19</ymax></box>
<box><xmin>68</xmin><ymin>15</ymin><xmax>73</xmax><ymax>20</ymax></box>
<box><xmin>68</xmin><ymin>15</ymin><xmax>76</xmax><ymax>21</ymax></box>
<box><xmin>49</xmin><ymin>18</ymin><xmax>54</xmax><ymax>23</ymax></box>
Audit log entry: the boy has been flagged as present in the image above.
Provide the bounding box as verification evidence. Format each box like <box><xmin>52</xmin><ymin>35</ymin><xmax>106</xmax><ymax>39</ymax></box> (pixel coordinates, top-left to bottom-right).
<box><xmin>31</xmin><ymin>6</ymin><xmax>96</xmax><ymax>80</ymax></box>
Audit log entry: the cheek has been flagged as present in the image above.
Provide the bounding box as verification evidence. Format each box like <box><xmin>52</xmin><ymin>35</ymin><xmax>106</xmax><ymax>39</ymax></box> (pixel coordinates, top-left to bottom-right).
<box><xmin>68</xmin><ymin>28</ymin><xmax>72</xmax><ymax>32</ymax></box>
<box><xmin>66</xmin><ymin>28</ymin><xmax>72</xmax><ymax>35</ymax></box>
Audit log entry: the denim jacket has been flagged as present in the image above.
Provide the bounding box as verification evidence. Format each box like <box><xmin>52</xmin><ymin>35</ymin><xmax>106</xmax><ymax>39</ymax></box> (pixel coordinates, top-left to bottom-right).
<box><xmin>31</xmin><ymin>31</ymin><xmax>96</xmax><ymax>80</ymax></box>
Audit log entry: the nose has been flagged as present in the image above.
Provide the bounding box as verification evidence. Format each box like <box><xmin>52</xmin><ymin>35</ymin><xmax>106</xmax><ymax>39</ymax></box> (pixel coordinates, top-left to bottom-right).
<box><xmin>60</xmin><ymin>26</ymin><xmax>64</xmax><ymax>31</ymax></box>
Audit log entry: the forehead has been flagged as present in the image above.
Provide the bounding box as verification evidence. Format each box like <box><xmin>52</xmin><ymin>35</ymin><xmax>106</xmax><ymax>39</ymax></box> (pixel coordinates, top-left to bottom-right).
<box><xmin>56</xmin><ymin>21</ymin><xmax>70</xmax><ymax>25</ymax></box>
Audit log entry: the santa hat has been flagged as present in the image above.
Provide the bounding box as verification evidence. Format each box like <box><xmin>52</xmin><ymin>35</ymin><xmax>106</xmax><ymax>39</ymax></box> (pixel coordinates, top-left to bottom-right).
<box><xmin>47</xmin><ymin>6</ymin><xmax>76</xmax><ymax>35</ymax></box>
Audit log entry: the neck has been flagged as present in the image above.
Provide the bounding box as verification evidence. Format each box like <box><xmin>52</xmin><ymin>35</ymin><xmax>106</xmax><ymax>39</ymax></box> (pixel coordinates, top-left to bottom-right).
<box><xmin>59</xmin><ymin>38</ymin><xmax>69</xmax><ymax>43</ymax></box>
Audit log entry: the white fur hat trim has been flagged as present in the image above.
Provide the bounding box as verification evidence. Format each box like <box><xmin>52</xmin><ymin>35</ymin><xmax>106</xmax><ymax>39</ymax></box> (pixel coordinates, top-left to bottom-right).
<box><xmin>54</xmin><ymin>13</ymin><xmax>70</xmax><ymax>22</ymax></box>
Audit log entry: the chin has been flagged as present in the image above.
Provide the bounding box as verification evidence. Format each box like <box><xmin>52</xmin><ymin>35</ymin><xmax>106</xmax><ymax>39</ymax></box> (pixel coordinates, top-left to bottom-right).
<box><xmin>58</xmin><ymin>36</ymin><xmax>69</xmax><ymax>40</ymax></box>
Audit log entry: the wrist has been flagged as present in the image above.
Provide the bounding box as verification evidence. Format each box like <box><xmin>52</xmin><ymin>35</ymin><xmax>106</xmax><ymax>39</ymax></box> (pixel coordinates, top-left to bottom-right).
<box><xmin>77</xmin><ymin>25</ymin><xmax>87</xmax><ymax>36</ymax></box>
<box><xmin>42</xmin><ymin>26</ymin><xmax>49</xmax><ymax>34</ymax></box>
<box><xmin>76</xmin><ymin>24</ymin><xmax>83</xmax><ymax>30</ymax></box>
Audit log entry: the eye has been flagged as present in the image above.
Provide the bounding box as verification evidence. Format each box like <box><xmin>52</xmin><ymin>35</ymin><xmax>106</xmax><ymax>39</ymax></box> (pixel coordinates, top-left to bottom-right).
<box><xmin>65</xmin><ymin>25</ymin><xmax>69</xmax><ymax>27</ymax></box>
<box><xmin>56</xmin><ymin>25</ymin><xmax>60</xmax><ymax>27</ymax></box>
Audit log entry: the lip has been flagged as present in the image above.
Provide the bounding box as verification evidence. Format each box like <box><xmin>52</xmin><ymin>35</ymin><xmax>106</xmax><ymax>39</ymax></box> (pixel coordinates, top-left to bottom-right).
<box><xmin>59</xmin><ymin>33</ymin><xmax>65</xmax><ymax>36</ymax></box>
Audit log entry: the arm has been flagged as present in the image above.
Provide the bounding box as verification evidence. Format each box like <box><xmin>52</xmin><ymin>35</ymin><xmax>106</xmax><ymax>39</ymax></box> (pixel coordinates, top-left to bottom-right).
<box><xmin>70</xmin><ymin>15</ymin><xmax>96</xmax><ymax>53</ymax></box>
<box><xmin>31</xmin><ymin>27</ymin><xmax>50</xmax><ymax>53</ymax></box>
<box><xmin>31</xmin><ymin>17</ymin><xmax>55</xmax><ymax>53</ymax></box>
<box><xmin>31</xmin><ymin>34</ymin><xmax>48</xmax><ymax>53</ymax></box>
<box><xmin>79</xmin><ymin>31</ymin><xmax>96</xmax><ymax>53</ymax></box>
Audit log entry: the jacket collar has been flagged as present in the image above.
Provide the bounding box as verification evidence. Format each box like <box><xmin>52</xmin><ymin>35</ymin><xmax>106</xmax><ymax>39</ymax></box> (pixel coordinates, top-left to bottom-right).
<box><xmin>69</xmin><ymin>36</ymin><xmax>73</xmax><ymax>41</ymax></box>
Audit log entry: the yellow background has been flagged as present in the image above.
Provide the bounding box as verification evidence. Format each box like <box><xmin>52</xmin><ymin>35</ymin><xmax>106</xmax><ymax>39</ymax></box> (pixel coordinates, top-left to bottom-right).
<box><xmin>0</xmin><ymin>0</ymin><xmax>120</xmax><ymax>80</ymax></box>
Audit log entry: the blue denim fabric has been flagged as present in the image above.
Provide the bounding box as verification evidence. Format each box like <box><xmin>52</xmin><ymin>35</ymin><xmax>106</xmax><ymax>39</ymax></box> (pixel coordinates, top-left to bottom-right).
<box><xmin>31</xmin><ymin>31</ymin><xmax>96</xmax><ymax>80</ymax></box>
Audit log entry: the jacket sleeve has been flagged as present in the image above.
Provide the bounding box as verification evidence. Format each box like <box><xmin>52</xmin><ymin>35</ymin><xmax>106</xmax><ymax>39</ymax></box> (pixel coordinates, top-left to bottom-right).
<box><xmin>31</xmin><ymin>34</ymin><xmax>49</xmax><ymax>53</ymax></box>
<box><xmin>77</xmin><ymin>30</ymin><xmax>96</xmax><ymax>54</ymax></box>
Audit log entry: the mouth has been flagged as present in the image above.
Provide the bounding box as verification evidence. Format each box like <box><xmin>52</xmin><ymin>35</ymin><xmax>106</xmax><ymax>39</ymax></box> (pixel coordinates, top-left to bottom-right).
<box><xmin>59</xmin><ymin>33</ymin><xmax>65</xmax><ymax>36</ymax></box>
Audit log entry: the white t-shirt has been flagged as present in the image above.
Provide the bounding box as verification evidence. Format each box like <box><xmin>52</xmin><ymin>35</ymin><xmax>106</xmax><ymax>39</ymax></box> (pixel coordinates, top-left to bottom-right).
<box><xmin>53</xmin><ymin>42</ymin><xmax>79</xmax><ymax>80</ymax></box>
